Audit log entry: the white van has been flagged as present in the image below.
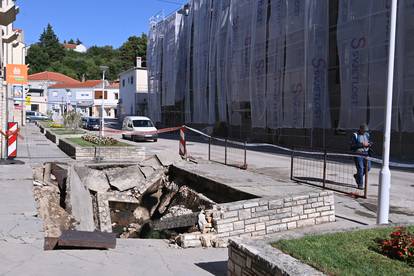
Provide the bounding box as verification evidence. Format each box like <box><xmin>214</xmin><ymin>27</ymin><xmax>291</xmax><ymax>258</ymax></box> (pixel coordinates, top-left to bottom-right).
<box><xmin>122</xmin><ymin>116</ymin><xmax>158</xmax><ymax>142</ymax></box>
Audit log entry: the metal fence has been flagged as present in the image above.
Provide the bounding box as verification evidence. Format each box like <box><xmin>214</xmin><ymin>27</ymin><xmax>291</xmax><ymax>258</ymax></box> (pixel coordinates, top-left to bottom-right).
<box><xmin>208</xmin><ymin>137</ymin><xmax>247</xmax><ymax>169</ymax></box>
<box><xmin>290</xmin><ymin>149</ymin><xmax>369</xmax><ymax>198</ymax></box>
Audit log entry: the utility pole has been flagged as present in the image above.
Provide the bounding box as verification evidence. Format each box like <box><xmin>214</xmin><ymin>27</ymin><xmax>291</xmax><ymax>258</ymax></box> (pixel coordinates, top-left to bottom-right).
<box><xmin>99</xmin><ymin>65</ymin><xmax>108</xmax><ymax>137</ymax></box>
<box><xmin>377</xmin><ymin>0</ymin><xmax>398</xmax><ymax>224</ymax></box>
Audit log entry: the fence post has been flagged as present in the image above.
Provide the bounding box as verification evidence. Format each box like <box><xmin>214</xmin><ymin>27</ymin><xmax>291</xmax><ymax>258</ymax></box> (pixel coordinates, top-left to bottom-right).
<box><xmin>322</xmin><ymin>150</ymin><xmax>327</xmax><ymax>189</ymax></box>
<box><xmin>224</xmin><ymin>139</ymin><xmax>228</xmax><ymax>165</ymax></box>
<box><xmin>208</xmin><ymin>137</ymin><xmax>211</xmax><ymax>161</ymax></box>
<box><xmin>290</xmin><ymin>148</ymin><xmax>294</xmax><ymax>181</ymax></box>
<box><xmin>364</xmin><ymin>157</ymin><xmax>369</xmax><ymax>199</ymax></box>
<box><xmin>243</xmin><ymin>141</ymin><xmax>247</xmax><ymax>169</ymax></box>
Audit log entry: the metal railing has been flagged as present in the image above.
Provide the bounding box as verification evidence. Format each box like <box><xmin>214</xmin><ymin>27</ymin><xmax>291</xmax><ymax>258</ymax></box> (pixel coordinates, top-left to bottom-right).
<box><xmin>290</xmin><ymin>149</ymin><xmax>369</xmax><ymax>198</ymax></box>
<box><xmin>208</xmin><ymin>137</ymin><xmax>247</xmax><ymax>169</ymax></box>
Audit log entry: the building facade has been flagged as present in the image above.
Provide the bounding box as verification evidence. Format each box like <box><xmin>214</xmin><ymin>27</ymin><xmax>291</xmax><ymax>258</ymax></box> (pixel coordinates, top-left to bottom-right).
<box><xmin>0</xmin><ymin>0</ymin><xmax>24</xmax><ymax>158</ymax></box>
<box><xmin>148</xmin><ymin>0</ymin><xmax>414</xmax><ymax>160</ymax></box>
<box><xmin>27</xmin><ymin>71</ymin><xmax>81</xmax><ymax>114</ymax></box>
<box><xmin>119</xmin><ymin>59</ymin><xmax>148</xmax><ymax>120</ymax></box>
<box><xmin>48</xmin><ymin>80</ymin><xmax>119</xmax><ymax>118</ymax></box>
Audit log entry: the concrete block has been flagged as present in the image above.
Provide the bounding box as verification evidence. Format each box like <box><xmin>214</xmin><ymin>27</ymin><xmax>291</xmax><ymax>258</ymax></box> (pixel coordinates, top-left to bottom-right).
<box><xmin>277</xmin><ymin>207</ymin><xmax>292</xmax><ymax>213</ymax></box>
<box><xmin>215</xmin><ymin>217</ymin><xmax>239</xmax><ymax>225</ymax></box>
<box><xmin>223</xmin><ymin>210</ymin><xmax>239</xmax><ymax>219</ymax></box>
<box><xmin>316</xmin><ymin>206</ymin><xmax>331</xmax><ymax>212</ymax></box>
<box><xmin>251</xmin><ymin>230</ymin><xmax>266</xmax><ymax>237</ymax></box>
<box><xmin>245</xmin><ymin>224</ymin><xmax>255</xmax><ymax>233</ymax></box>
<box><xmin>297</xmin><ymin>218</ymin><xmax>315</xmax><ymax>227</ymax></box>
<box><xmin>320</xmin><ymin>210</ymin><xmax>335</xmax><ymax>217</ymax></box>
<box><xmin>281</xmin><ymin>216</ymin><xmax>299</xmax><ymax>223</ymax></box>
<box><xmin>245</xmin><ymin>218</ymin><xmax>260</xmax><ymax>225</ymax></box>
<box><xmin>304</xmin><ymin>208</ymin><xmax>316</xmax><ymax>214</ymax></box>
<box><xmin>311</xmin><ymin>202</ymin><xmax>324</xmax><ymax>208</ymax></box>
<box><xmin>307</xmin><ymin>212</ymin><xmax>320</xmax><ymax>218</ymax></box>
<box><xmin>287</xmin><ymin>222</ymin><xmax>297</xmax><ymax>229</ymax></box>
<box><xmin>270</xmin><ymin>212</ymin><xmax>290</xmax><ymax>220</ymax></box>
<box><xmin>255</xmin><ymin>206</ymin><xmax>268</xmax><ymax>212</ymax></box>
<box><xmin>315</xmin><ymin>216</ymin><xmax>330</xmax><ymax>224</ymax></box>
<box><xmin>291</xmin><ymin>205</ymin><xmax>304</xmax><ymax>215</ymax></box>
<box><xmin>243</xmin><ymin>201</ymin><xmax>259</xmax><ymax>209</ymax></box>
<box><xmin>266</xmin><ymin>223</ymin><xmax>287</xmax><ymax>234</ymax></box>
<box><xmin>239</xmin><ymin>209</ymin><xmax>252</xmax><ymax>220</ymax></box>
<box><xmin>255</xmin><ymin>222</ymin><xmax>265</xmax><ymax>231</ymax></box>
<box><xmin>74</xmin><ymin>166</ymin><xmax>110</xmax><ymax>193</ymax></box>
<box><xmin>292</xmin><ymin>195</ymin><xmax>309</xmax><ymax>201</ymax></box>
<box><xmin>268</xmin><ymin>199</ymin><xmax>283</xmax><ymax>209</ymax></box>
<box><xmin>233</xmin><ymin>221</ymin><xmax>245</xmax><ymax>230</ymax></box>
<box><xmin>230</xmin><ymin>229</ymin><xmax>246</xmax><ymax>236</ymax></box>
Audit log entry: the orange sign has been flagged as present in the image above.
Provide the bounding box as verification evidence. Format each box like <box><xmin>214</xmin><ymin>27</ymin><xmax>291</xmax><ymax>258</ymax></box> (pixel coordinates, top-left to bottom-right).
<box><xmin>6</xmin><ymin>64</ymin><xmax>28</xmax><ymax>85</ymax></box>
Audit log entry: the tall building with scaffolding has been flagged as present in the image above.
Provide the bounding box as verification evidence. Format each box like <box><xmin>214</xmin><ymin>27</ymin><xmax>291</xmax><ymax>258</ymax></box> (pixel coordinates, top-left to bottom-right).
<box><xmin>147</xmin><ymin>0</ymin><xmax>414</xmax><ymax>160</ymax></box>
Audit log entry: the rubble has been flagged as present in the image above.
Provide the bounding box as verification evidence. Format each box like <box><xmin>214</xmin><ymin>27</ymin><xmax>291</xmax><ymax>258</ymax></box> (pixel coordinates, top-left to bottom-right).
<box><xmin>105</xmin><ymin>165</ymin><xmax>145</xmax><ymax>192</ymax></box>
<box><xmin>75</xmin><ymin>166</ymin><xmax>110</xmax><ymax>193</ymax></box>
<box><xmin>34</xmin><ymin>155</ymin><xmax>224</xmax><ymax>248</ymax></box>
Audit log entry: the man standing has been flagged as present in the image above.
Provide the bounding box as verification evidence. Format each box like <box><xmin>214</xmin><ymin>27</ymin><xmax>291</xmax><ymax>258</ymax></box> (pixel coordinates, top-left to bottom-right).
<box><xmin>351</xmin><ymin>124</ymin><xmax>372</xmax><ymax>190</ymax></box>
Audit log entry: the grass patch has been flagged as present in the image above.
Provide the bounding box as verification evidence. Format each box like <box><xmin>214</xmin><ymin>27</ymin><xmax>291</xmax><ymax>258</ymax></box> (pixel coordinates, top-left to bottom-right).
<box><xmin>67</xmin><ymin>137</ymin><xmax>130</xmax><ymax>147</ymax></box>
<box><xmin>273</xmin><ymin>226</ymin><xmax>414</xmax><ymax>276</ymax></box>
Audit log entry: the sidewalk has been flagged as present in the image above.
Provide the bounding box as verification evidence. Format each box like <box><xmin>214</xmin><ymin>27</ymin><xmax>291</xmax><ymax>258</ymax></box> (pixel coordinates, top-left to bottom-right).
<box><xmin>0</xmin><ymin>124</ymin><xmax>227</xmax><ymax>276</ymax></box>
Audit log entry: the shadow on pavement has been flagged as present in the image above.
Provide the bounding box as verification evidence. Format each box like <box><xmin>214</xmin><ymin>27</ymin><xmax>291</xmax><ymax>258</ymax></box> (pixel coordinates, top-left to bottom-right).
<box><xmin>195</xmin><ymin>261</ymin><xmax>227</xmax><ymax>276</ymax></box>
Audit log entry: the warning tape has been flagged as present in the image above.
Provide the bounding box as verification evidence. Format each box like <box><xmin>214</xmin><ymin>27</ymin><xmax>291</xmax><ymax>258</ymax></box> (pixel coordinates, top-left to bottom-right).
<box><xmin>183</xmin><ymin>126</ymin><xmax>414</xmax><ymax>169</ymax></box>
<box><xmin>103</xmin><ymin>126</ymin><xmax>182</xmax><ymax>136</ymax></box>
<box><xmin>0</xmin><ymin>128</ymin><xmax>23</xmax><ymax>140</ymax></box>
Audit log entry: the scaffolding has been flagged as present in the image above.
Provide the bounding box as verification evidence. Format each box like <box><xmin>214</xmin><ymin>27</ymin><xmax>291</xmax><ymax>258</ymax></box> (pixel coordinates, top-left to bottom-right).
<box><xmin>147</xmin><ymin>0</ymin><xmax>414</xmax><ymax>159</ymax></box>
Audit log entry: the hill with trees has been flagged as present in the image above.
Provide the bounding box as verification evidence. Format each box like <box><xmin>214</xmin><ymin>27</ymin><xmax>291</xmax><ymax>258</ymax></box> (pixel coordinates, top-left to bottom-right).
<box><xmin>26</xmin><ymin>24</ymin><xmax>147</xmax><ymax>81</ymax></box>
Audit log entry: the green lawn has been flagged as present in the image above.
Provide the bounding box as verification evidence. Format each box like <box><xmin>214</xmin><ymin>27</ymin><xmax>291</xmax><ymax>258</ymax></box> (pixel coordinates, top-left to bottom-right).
<box><xmin>273</xmin><ymin>226</ymin><xmax>414</xmax><ymax>276</ymax></box>
<box><xmin>67</xmin><ymin>137</ymin><xmax>130</xmax><ymax>147</ymax></box>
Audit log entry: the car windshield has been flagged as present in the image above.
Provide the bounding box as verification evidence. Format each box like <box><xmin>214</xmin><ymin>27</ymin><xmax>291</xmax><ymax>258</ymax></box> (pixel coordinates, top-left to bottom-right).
<box><xmin>132</xmin><ymin>120</ymin><xmax>154</xmax><ymax>128</ymax></box>
<box><xmin>89</xmin><ymin>119</ymin><xmax>100</xmax><ymax>124</ymax></box>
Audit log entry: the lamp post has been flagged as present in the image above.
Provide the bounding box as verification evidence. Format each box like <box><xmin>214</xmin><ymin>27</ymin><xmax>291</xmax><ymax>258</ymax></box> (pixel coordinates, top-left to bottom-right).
<box><xmin>377</xmin><ymin>0</ymin><xmax>398</xmax><ymax>224</ymax></box>
<box><xmin>99</xmin><ymin>65</ymin><xmax>108</xmax><ymax>137</ymax></box>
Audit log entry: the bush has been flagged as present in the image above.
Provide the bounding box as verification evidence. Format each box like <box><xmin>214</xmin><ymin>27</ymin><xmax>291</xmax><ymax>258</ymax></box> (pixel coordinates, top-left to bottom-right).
<box><xmin>63</xmin><ymin>111</ymin><xmax>82</xmax><ymax>130</ymax></box>
<box><xmin>49</xmin><ymin>122</ymin><xmax>64</xmax><ymax>128</ymax></box>
<box><xmin>378</xmin><ymin>227</ymin><xmax>414</xmax><ymax>266</ymax></box>
<box><xmin>81</xmin><ymin>134</ymin><xmax>118</xmax><ymax>146</ymax></box>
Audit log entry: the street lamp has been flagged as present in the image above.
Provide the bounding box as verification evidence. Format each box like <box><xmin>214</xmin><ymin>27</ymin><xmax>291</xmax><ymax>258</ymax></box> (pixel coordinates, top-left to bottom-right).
<box><xmin>99</xmin><ymin>65</ymin><xmax>109</xmax><ymax>137</ymax></box>
<box><xmin>378</xmin><ymin>0</ymin><xmax>398</xmax><ymax>224</ymax></box>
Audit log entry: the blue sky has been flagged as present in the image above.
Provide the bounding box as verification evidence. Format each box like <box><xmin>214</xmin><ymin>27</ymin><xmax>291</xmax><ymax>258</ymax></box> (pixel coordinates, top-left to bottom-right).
<box><xmin>15</xmin><ymin>0</ymin><xmax>185</xmax><ymax>47</ymax></box>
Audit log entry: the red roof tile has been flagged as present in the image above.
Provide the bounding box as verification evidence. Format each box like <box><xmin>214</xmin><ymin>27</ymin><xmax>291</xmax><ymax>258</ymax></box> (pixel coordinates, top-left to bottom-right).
<box><xmin>49</xmin><ymin>80</ymin><xmax>104</xmax><ymax>89</ymax></box>
<box><xmin>64</xmin><ymin>43</ymin><xmax>77</xmax><ymax>49</ymax></box>
<box><xmin>28</xmin><ymin>71</ymin><xmax>80</xmax><ymax>84</ymax></box>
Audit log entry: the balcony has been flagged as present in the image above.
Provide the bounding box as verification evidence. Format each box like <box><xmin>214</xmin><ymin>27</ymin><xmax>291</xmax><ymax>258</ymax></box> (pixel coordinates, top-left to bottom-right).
<box><xmin>0</xmin><ymin>1</ymin><xmax>19</xmax><ymax>26</ymax></box>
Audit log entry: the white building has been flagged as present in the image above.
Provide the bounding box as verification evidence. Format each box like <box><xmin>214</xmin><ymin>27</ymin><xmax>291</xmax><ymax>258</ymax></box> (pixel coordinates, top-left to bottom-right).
<box><xmin>27</xmin><ymin>71</ymin><xmax>80</xmax><ymax>114</ymax></box>
<box><xmin>118</xmin><ymin>57</ymin><xmax>148</xmax><ymax>120</ymax></box>
<box><xmin>48</xmin><ymin>80</ymin><xmax>120</xmax><ymax>118</ymax></box>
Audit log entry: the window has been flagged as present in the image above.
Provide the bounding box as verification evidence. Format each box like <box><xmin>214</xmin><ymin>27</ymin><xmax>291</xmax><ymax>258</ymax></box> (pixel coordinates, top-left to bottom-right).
<box><xmin>122</xmin><ymin>79</ymin><xmax>125</xmax><ymax>87</ymax></box>
<box><xmin>132</xmin><ymin>120</ymin><xmax>154</xmax><ymax>128</ymax></box>
<box><xmin>115</xmin><ymin>93</ymin><xmax>119</xmax><ymax>100</ymax></box>
<box><xmin>131</xmin><ymin>76</ymin><xmax>134</xmax><ymax>84</ymax></box>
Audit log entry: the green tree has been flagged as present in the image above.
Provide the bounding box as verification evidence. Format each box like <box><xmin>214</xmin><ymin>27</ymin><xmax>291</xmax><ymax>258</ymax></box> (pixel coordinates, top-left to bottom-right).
<box><xmin>119</xmin><ymin>34</ymin><xmax>147</xmax><ymax>70</ymax></box>
<box><xmin>39</xmin><ymin>24</ymin><xmax>65</xmax><ymax>62</ymax></box>
<box><xmin>67</xmin><ymin>38</ymin><xmax>75</xmax><ymax>44</ymax></box>
<box><xmin>26</xmin><ymin>44</ymin><xmax>50</xmax><ymax>74</ymax></box>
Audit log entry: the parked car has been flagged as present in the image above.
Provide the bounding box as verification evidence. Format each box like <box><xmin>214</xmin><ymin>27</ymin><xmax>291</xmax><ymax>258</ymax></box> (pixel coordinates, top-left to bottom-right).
<box><xmin>122</xmin><ymin>116</ymin><xmax>158</xmax><ymax>142</ymax></box>
<box><xmin>26</xmin><ymin>111</ymin><xmax>49</xmax><ymax>122</ymax></box>
<box><xmin>81</xmin><ymin>117</ymin><xmax>88</xmax><ymax>129</ymax></box>
<box><xmin>84</xmin><ymin>117</ymin><xmax>101</xmax><ymax>131</ymax></box>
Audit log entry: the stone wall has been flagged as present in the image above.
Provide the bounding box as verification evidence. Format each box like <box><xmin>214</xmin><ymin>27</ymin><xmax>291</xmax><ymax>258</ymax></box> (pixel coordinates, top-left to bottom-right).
<box><xmin>58</xmin><ymin>138</ymin><xmax>146</xmax><ymax>161</ymax></box>
<box><xmin>228</xmin><ymin>237</ymin><xmax>324</xmax><ymax>276</ymax></box>
<box><xmin>213</xmin><ymin>191</ymin><xmax>334</xmax><ymax>239</ymax></box>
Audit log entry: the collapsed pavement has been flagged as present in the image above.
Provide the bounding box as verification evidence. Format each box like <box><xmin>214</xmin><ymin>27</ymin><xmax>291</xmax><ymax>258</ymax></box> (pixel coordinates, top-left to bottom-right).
<box><xmin>33</xmin><ymin>156</ymin><xmax>336</xmax><ymax>250</ymax></box>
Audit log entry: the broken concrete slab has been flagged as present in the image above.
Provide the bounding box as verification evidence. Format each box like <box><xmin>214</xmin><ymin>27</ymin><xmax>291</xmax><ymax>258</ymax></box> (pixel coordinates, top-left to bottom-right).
<box><xmin>105</xmin><ymin>165</ymin><xmax>145</xmax><ymax>192</ymax></box>
<box><xmin>56</xmin><ymin>230</ymin><xmax>116</xmax><ymax>249</ymax></box>
<box><xmin>152</xmin><ymin>212</ymin><xmax>199</xmax><ymax>231</ymax></box>
<box><xmin>140</xmin><ymin>155</ymin><xmax>163</xmax><ymax>170</ymax></box>
<box><xmin>172</xmin><ymin>186</ymin><xmax>215</xmax><ymax>211</ymax></box>
<box><xmin>139</xmin><ymin>166</ymin><xmax>155</xmax><ymax>178</ymax></box>
<box><xmin>157</xmin><ymin>183</ymin><xmax>179</xmax><ymax>215</ymax></box>
<box><xmin>66</xmin><ymin>166</ymin><xmax>96</xmax><ymax>231</ymax></box>
<box><xmin>135</xmin><ymin>169</ymin><xmax>165</xmax><ymax>196</ymax></box>
<box><xmin>75</xmin><ymin>166</ymin><xmax>110</xmax><ymax>193</ymax></box>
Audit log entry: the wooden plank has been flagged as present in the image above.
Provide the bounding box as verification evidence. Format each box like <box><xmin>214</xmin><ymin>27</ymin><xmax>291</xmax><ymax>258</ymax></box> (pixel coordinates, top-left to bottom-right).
<box><xmin>57</xmin><ymin>230</ymin><xmax>116</xmax><ymax>249</ymax></box>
